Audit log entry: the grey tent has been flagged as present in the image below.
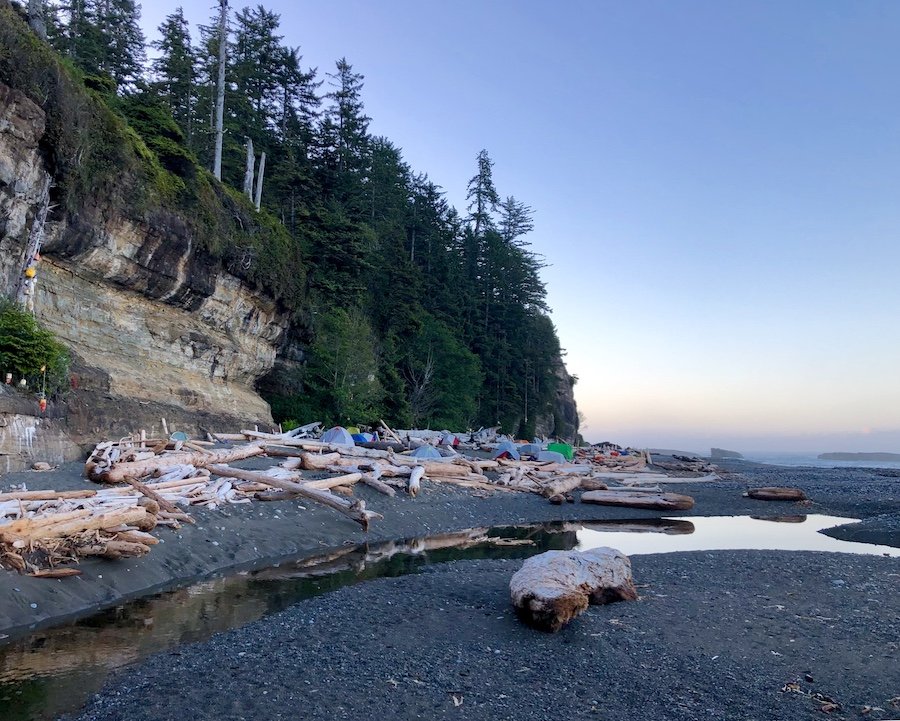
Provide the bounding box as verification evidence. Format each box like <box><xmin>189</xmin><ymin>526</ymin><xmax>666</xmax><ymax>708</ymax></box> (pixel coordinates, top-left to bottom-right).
<box><xmin>410</xmin><ymin>445</ymin><xmax>442</xmax><ymax>459</ymax></box>
<box><xmin>321</xmin><ymin>426</ymin><xmax>355</xmax><ymax>445</ymax></box>
<box><xmin>518</xmin><ymin>443</ymin><xmax>542</xmax><ymax>457</ymax></box>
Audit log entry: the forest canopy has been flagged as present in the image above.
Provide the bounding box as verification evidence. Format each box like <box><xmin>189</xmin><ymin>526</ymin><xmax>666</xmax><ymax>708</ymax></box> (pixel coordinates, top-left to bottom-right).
<box><xmin>6</xmin><ymin>0</ymin><xmax>576</xmax><ymax>439</ymax></box>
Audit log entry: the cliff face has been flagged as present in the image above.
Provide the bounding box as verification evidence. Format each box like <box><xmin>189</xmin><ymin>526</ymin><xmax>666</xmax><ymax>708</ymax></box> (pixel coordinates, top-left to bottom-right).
<box><xmin>533</xmin><ymin>355</ymin><xmax>579</xmax><ymax>443</ymax></box>
<box><xmin>0</xmin><ymin>82</ymin><xmax>289</xmax><ymax>466</ymax></box>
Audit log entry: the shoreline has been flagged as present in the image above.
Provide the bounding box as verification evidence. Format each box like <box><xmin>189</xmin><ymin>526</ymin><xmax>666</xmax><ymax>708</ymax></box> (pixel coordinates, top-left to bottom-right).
<box><xmin>1</xmin><ymin>456</ymin><xmax>898</xmax><ymax>641</ymax></box>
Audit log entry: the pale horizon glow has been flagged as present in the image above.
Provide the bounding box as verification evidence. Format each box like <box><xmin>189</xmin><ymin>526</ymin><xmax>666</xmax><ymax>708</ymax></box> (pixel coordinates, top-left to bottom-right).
<box><xmin>139</xmin><ymin>1</ymin><xmax>900</xmax><ymax>453</ymax></box>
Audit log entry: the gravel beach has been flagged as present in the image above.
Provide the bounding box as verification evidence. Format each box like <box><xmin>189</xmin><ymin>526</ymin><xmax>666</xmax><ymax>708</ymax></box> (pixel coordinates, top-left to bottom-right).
<box><xmin>1</xmin><ymin>457</ymin><xmax>898</xmax><ymax>720</ymax></box>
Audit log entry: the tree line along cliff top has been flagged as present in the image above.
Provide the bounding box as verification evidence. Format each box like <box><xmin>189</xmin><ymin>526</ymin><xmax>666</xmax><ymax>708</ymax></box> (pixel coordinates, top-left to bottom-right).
<box><xmin>0</xmin><ymin>0</ymin><xmax>579</xmax><ymax>441</ymax></box>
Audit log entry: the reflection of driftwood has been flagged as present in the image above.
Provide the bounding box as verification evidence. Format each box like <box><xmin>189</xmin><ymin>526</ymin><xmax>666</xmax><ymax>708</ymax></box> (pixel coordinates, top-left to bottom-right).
<box><xmin>751</xmin><ymin>515</ymin><xmax>807</xmax><ymax>523</ymax></box>
<box><xmin>581</xmin><ymin>490</ymin><xmax>695</xmax><ymax>510</ymax></box>
<box><xmin>745</xmin><ymin>487</ymin><xmax>807</xmax><ymax>502</ymax></box>
<box><xmin>510</xmin><ymin>547</ymin><xmax>638</xmax><ymax>632</ymax></box>
<box><xmin>580</xmin><ymin>519</ymin><xmax>696</xmax><ymax>535</ymax></box>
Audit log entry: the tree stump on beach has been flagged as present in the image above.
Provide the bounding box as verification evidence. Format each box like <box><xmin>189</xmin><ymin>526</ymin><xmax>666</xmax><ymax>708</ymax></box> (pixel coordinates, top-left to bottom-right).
<box><xmin>580</xmin><ymin>490</ymin><xmax>695</xmax><ymax>510</ymax></box>
<box><xmin>745</xmin><ymin>487</ymin><xmax>807</xmax><ymax>502</ymax></box>
<box><xmin>510</xmin><ymin>547</ymin><xmax>638</xmax><ymax>632</ymax></box>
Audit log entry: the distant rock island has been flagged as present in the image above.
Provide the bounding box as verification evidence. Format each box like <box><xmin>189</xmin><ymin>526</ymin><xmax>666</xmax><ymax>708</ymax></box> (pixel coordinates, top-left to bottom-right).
<box><xmin>710</xmin><ymin>448</ymin><xmax>743</xmax><ymax>460</ymax></box>
<box><xmin>818</xmin><ymin>452</ymin><xmax>900</xmax><ymax>462</ymax></box>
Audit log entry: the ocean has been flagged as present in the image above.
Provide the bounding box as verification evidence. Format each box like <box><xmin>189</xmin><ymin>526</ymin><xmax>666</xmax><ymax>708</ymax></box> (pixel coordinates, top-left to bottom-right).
<box><xmin>742</xmin><ymin>451</ymin><xmax>900</xmax><ymax>470</ymax></box>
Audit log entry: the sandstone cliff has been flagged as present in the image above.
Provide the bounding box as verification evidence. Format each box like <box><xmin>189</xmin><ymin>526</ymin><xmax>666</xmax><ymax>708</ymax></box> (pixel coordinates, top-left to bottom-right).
<box><xmin>0</xmin><ymin>81</ymin><xmax>289</xmax><ymax>468</ymax></box>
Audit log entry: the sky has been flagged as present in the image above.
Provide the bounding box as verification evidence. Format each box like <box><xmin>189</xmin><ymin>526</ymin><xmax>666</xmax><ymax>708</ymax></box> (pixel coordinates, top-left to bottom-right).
<box><xmin>141</xmin><ymin>1</ymin><xmax>900</xmax><ymax>453</ymax></box>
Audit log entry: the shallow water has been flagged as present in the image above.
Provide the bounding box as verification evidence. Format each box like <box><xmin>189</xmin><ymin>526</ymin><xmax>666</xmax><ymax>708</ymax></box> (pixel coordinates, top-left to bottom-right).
<box><xmin>0</xmin><ymin>514</ymin><xmax>896</xmax><ymax>721</ymax></box>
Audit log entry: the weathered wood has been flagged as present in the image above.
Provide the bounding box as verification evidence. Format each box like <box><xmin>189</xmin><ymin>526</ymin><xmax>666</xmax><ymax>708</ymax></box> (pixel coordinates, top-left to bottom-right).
<box><xmin>89</xmin><ymin>443</ymin><xmax>265</xmax><ymax>483</ymax></box>
<box><xmin>541</xmin><ymin>476</ymin><xmax>583</xmax><ymax>498</ymax></box>
<box><xmin>81</xmin><ymin>540</ymin><xmax>152</xmax><ymax>559</ymax></box>
<box><xmin>1</xmin><ymin>506</ymin><xmax>156</xmax><ymax>542</ymax></box>
<box><xmin>123</xmin><ymin>477</ymin><xmax>188</xmax><ymax>519</ymax></box>
<box><xmin>580</xmin><ymin>478</ymin><xmax>609</xmax><ymax>491</ymax></box>
<box><xmin>301</xmin><ymin>473</ymin><xmax>362</xmax><ymax>490</ymax></box>
<box><xmin>207</xmin><ymin>464</ymin><xmax>381</xmax><ymax>529</ymax></box>
<box><xmin>360</xmin><ymin>470</ymin><xmax>396</xmax><ymax>497</ymax></box>
<box><xmin>114</xmin><ymin>530</ymin><xmax>160</xmax><ymax>546</ymax></box>
<box><xmin>298</xmin><ymin>452</ymin><xmax>341</xmax><ymax>470</ymax></box>
<box><xmin>581</xmin><ymin>490</ymin><xmax>694</xmax><ymax>510</ymax></box>
<box><xmin>379</xmin><ymin>419</ymin><xmax>403</xmax><ymax>445</ymax></box>
<box><xmin>28</xmin><ymin>567</ymin><xmax>83</xmax><ymax>578</ymax></box>
<box><xmin>745</xmin><ymin>487</ymin><xmax>808</xmax><ymax>502</ymax></box>
<box><xmin>510</xmin><ymin>547</ymin><xmax>638</xmax><ymax>632</ymax></box>
<box><xmin>0</xmin><ymin>489</ymin><xmax>97</xmax><ymax>502</ymax></box>
<box><xmin>408</xmin><ymin>465</ymin><xmax>424</xmax><ymax>497</ymax></box>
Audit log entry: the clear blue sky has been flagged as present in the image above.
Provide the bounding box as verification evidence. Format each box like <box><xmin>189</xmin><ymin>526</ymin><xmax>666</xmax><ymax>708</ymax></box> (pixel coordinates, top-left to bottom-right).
<box><xmin>142</xmin><ymin>1</ymin><xmax>900</xmax><ymax>453</ymax></box>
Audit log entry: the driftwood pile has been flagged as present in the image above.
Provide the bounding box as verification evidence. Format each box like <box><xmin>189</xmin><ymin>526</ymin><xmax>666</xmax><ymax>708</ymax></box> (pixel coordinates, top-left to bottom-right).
<box><xmin>0</xmin><ymin>424</ymin><xmax>707</xmax><ymax>577</ymax></box>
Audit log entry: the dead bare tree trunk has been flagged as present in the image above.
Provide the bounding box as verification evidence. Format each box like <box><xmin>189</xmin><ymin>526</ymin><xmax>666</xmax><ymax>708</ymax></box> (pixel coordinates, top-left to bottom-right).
<box><xmin>254</xmin><ymin>151</ymin><xmax>266</xmax><ymax>210</ymax></box>
<box><xmin>243</xmin><ymin>137</ymin><xmax>254</xmax><ymax>197</ymax></box>
<box><xmin>27</xmin><ymin>0</ymin><xmax>47</xmax><ymax>40</ymax></box>
<box><xmin>212</xmin><ymin>0</ymin><xmax>228</xmax><ymax>180</ymax></box>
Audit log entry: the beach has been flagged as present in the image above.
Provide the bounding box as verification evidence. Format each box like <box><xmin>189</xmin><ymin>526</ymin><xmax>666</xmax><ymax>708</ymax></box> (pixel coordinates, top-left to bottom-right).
<box><xmin>0</xmin><ymin>456</ymin><xmax>898</xmax><ymax>720</ymax></box>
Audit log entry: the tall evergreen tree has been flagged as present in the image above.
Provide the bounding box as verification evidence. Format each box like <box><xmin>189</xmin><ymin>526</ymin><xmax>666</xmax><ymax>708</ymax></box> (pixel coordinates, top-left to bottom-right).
<box><xmin>320</xmin><ymin>58</ymin><xmax>370</xmax><ymax>214</ymax></box>
<box><xmin>466</xmin><ymin>149</ymin><xmax>499</xmax><ymax>236</ymax></box>
<box><xmin>151</xmin><ymin>7</ymin><xmax>196</xmax><ymax>144</ymax></box>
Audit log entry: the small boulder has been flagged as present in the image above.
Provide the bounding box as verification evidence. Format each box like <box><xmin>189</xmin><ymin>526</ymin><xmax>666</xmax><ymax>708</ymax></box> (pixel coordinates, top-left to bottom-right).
<box><xmin>510</xmin><ymin>547</ymin><xmax>638</xmax><ymax>632</ymax></box>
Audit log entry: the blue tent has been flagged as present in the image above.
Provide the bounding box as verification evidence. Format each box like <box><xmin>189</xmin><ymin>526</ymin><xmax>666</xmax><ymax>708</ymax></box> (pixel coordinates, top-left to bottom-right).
<box><xmin>410</xmin><ymin>445</ymin><xmax>442</xmax><ymax>459</ymax></box>
<box><xmin>537</xmin><ymin>450</ymin><xmax>567</xmax><ymax>463</ymax></box>
<box><xmin>518</xmin><ymin>443</ymin><xmax>542</xmax><ymax>457</ymax></box>
<box><xmin>492</xmin><ymin>440</ymin><xmax>521</xmax><ymax>460</ymax></box>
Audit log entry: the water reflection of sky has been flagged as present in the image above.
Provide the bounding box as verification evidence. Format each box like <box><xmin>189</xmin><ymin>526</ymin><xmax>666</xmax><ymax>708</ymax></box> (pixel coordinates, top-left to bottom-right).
<box><xmin>576</xmin><ymin>514</ymin><xmax>899</xmax><ymax>557</ymax></box>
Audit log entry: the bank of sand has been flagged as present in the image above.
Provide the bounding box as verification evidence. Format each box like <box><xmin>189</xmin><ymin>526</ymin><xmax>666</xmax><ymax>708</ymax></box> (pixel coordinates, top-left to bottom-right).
<box><xmin>1</xmin><ymin>457</ymin><xmax>898</xmax><ymax>719</ymax></box>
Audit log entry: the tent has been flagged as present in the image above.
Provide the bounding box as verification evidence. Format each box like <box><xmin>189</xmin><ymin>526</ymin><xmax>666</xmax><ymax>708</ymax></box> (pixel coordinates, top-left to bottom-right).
<box><xmin>518</xmin><ymin>443</ymin><xmax>542</xmax><ymax>457</ymax></box>
<box><xmin>536</xmin><ymin>450</ymin><xmax>567</xmax><ymax>463</ymax></box>
<box><xmin>410</xmin><ymin>445</ymin><xmax>442</xmax><ymax>459</ymax></box>
<box><xmin>492</xmin><ymin>440</ymin><xmax>520</xmax><ymax>461</ymax></box>
<box><xmin>547</xmin><ymin>442</ymin><xmax>574</xmax><ymax>461</ymax></box>
<box><xmin>321</xmin><ymin>426</ymin><xmax>355</xmax><ymax>445</ymax></box>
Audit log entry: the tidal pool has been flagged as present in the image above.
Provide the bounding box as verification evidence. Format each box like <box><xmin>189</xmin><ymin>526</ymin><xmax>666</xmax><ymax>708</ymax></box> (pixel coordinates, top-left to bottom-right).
<box><xmin>0</xmin><ymin>514</ymin><xmax>895</xmax><ymax>721</ymax></box>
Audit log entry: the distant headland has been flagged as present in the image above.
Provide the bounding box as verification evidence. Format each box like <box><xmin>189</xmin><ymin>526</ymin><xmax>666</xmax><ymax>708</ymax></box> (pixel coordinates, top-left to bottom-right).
<box><xmin>818</xmin><ymin>452</ymin><xmax>900</xmax><ymax>462</ymax></box>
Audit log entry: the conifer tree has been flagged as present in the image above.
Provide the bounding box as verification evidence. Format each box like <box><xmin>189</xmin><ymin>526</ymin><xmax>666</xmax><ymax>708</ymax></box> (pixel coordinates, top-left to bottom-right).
<box><xmin>466</xmin><ymin>149</ymin><xmax>499</xmax><ymax>236</ymax></box>
<box><xmin>151</xmin><ymin>7</ymin><xmax>196</xmax><ymax>143</ymax></box>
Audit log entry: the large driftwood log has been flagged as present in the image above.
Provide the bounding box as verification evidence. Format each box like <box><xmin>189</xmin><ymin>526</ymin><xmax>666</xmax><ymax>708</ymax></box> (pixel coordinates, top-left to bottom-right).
<box><xmin>510</xmin><ymin>547</ymin><xmax>638</xmax><ymax>632</ymax></box>
<box><xmin>745</xmin><ymin>487</ymin><xmax>808</xmax><ymax>502</ymax></box>
<box><xmin>0</xmin><ymin>506</ymin><xmax>156</xmax><ymax>543</ymax></box>
<box><xmin>541</xmin><ymin>476</ymin><xmax>583</xmax><ymax>498</ymax></box>
<box><xmin>88</xmin><ymin>443</ymin><xmax>265</xmax><ymax>483</ymax></box>
<box><xmin>580</xmin><ymin>490</ymin><xmax>695</xmax><ymax>510</ymax></box>
<box><xmin>207</xmin><ymin>465</ymin><xmax>381</xmax><ymax>529</ymax></box>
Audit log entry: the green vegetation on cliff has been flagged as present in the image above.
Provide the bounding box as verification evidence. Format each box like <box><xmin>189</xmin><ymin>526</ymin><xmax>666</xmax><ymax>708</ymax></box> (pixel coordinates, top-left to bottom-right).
<box><xmin>1</xmin><ymin>0</ymin><xmax>577</xmax><ymax>438</ymax></box>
